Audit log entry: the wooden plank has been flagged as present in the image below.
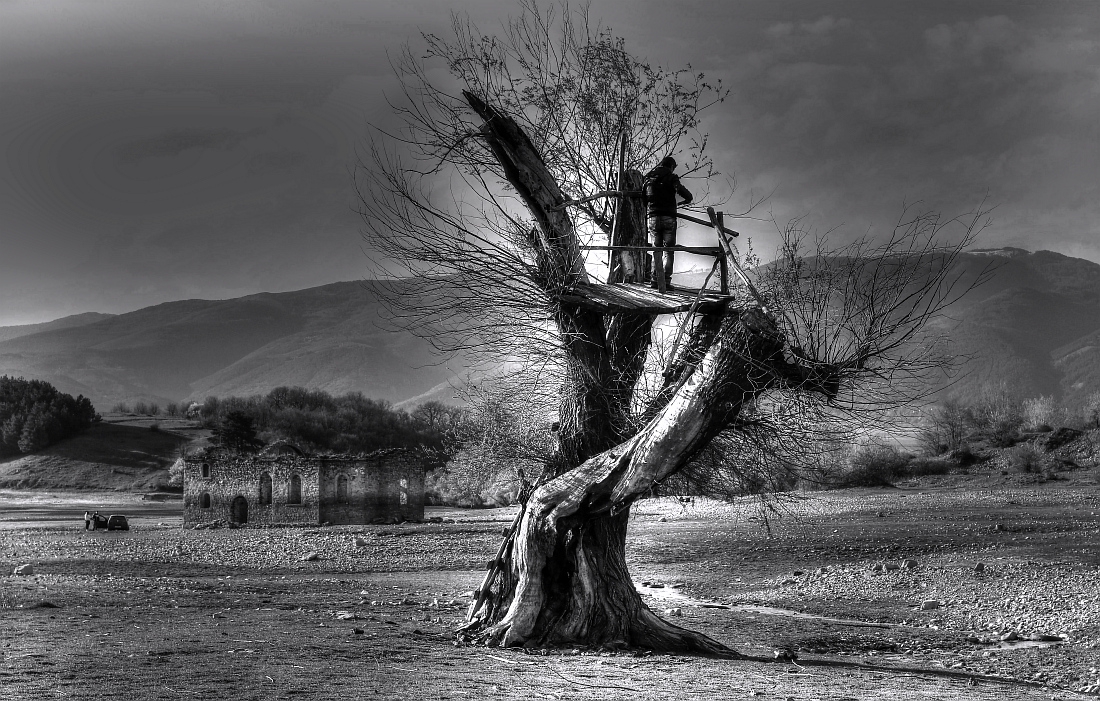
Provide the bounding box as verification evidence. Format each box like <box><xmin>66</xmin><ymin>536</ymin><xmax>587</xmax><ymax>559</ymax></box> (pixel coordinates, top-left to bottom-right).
<box><xmin>581</xmin><ymin>245</ymin><xmax>723</xmax><ymax>255</ymax></box>
<box><xmin>708</xmin><ymin>207</ymin><xmax>766</xmax><ymax>308</ymax></box>
<box><xmin>677</xmin><ymin>212</ymin><xmax>740</xmax><ymax>238</ymax></box>
<box><xmin>555</xmin><ymin>282</ymin><xmax>734</xmax><ymax>314</ymax></box>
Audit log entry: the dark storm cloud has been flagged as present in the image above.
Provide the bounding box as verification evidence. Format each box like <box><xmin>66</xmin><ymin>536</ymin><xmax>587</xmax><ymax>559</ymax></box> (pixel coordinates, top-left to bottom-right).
<box><xmin>1</xmin><ymin>0</ymin><xmax>1097</xmax><ymax>325</ymax></box>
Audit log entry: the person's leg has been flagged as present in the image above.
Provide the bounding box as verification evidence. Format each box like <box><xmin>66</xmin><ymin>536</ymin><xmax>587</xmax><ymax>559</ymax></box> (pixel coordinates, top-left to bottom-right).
<box><xmin>661</xmin><ymin>217</ymin><xmax>677</xmax><ymax>288</ymax></box>
<box><xmin>647</xmin><ymin>217</ymin><xmax>662</xmax><ymax>289</ymax></box>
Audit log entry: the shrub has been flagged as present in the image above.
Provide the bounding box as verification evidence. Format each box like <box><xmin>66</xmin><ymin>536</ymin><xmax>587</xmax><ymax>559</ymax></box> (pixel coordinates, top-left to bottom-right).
<box><xmin>836</xmin><ymin>444</ymin><xmax>912</xmax><ymax>487</ymax></box>
<box><xmin>149</xmin><ymin>422</ymin><xmax>160</xmax><ymax>432</ymax></box>
<box><xmin>111</xmin><ymin>402</ymin><xmax>129</xmax><ymax>413</ymax></box>
<box><xmin>149</xmin><ymin>403</ymin><xmax>160</xmax><ymax>416</ymax></box>
<box><xmin>133</xmin><ymin>401</ymin><xmax>149</xmax><ymax>415</ymax></box>
<box><xmin>949</xmin><ymin>444</ymin><xmax>979</xmax><ymax>466</ymax></box>
<box><xmin>1083</xmin><ymin>392</ymin><xmax>1100</xmax><ymax>429</ymax></box>
<box><xmin>906</xmin><ymin>457</ymin><xmax>952</xmax><ymax>477</ymax></box>
<box><xmin>165</xmin><ymin>402</ymin><xmax>179</xmax><ymax>417</ymax></box>
<box><xmin>1007</xmin><ymin>443</ymin><xmax>1046</xmax><ymax>473</ymax></box>
<box><xmin>1022</xmin><ymin>396</ymin><xmax>1056</xmax><ymax>432</ymax></box>
<box><xmin>918</xmin><ymin>400</ymin><xmax>969</xmax><ymax>455</ymax></box>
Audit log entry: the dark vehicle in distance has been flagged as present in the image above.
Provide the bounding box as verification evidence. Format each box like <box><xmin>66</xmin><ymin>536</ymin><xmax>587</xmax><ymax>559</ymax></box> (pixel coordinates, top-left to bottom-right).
<box><xmin>105</xmin><ymin>515</ymin><xmax>129</xmax><ymax>531</ymax></box>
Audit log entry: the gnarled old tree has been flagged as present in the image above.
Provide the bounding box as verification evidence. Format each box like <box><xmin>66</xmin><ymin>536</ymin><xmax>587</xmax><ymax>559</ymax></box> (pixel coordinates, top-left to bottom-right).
<box><xmin>358</xmin><ymin>4</ymin><xmax>987</xmax><ymax>655</ymax></box>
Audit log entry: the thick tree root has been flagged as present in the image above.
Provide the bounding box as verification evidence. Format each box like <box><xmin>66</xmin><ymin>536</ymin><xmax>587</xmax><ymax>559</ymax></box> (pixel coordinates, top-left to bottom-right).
<box><xmin>458</xmin><ymin>606</ymin><xmax>743</xmax><ymax>658</ymax></box>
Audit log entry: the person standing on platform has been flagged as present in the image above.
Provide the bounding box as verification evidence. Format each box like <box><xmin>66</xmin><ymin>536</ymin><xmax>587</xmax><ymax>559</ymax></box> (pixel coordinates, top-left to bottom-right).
<box><xmin>643</xmin><ymin>156</ymin><xmax>693</xmax><ymax>292</ymax></box>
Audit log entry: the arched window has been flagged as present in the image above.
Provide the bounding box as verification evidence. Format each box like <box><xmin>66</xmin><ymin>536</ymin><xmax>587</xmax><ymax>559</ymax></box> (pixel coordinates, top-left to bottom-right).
<box><xmin>200</xmin><ymin>492</ymin><xmax>211</xmax><ymax>509</ymax></box>
<box><xmin>399</xmin><ymin>477</ymin><xmax>408</xmax><ymax>506</ymax></box>
<box><xmin>201</xmin><ymin>463</ymin><xmax>211</xmax><ymax>478</ymax></box>
<box><xmin>336</xmin><ymin>474</ymin><xmax>349</xmax><ymax>504</ymax></box>
<box><xmin>259</xmin><ymin>472</ymin><xmax>272</xmax><ymax>505</ymax></box>
<box><xmin>288</xmin><ymin>474</ymin><xmax>302</xmax><ymax>504</ymax></box>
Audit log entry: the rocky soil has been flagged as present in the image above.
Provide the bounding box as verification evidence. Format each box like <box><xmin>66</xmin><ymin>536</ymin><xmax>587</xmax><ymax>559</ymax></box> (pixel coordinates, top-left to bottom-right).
<box><xmin>1</xmin><ymin>473</ymin><xmax>1099</xmax><ymax>699</ymax></box>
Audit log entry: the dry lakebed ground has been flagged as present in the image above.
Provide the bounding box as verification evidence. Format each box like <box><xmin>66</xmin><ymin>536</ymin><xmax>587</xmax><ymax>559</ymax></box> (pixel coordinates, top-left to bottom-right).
<box><xmin>2</xmin><ymin>473</ymin><xmax>1099</xmax><ymax>700</ymax></box>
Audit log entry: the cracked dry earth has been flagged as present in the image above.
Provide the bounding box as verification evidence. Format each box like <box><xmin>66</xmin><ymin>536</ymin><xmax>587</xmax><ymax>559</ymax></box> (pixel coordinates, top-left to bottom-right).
<box><xmin>1</xmin><ymin>474</ymin><xmax>1099</xmax><ymax>700</ymax></box>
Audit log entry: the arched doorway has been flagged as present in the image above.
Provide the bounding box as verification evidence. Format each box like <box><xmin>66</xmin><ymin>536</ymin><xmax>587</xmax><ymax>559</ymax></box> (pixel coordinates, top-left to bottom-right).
<box><xmin>231</xmin><ymin>496</ymin><xmax>248</xmax><ymax>524</ymax></box>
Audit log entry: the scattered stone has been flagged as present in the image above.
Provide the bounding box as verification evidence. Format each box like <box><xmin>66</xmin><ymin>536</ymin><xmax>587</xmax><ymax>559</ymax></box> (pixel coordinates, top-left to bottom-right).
<box><xmin>871</xmin><ymin>563</ymin><xmax>886</xmax><ymax>573</ymax></box>
<box><xmin>335</xmin><ymin>612</ymin><xmax>356</xmax><ymax>620</ymax></box>
<box><xmin>902</xmin><ymin>559</ymin><xmax>918</xmax><ymax>570</ymax></box>
<box><xmin>992</xmin><ymin>524</ymin><xmax>1006</xmax><ymax>532</ymax></box>
<box><xmin>12</xmin><ymin>564</ymin><xmax>33</xmax><ymax>576</ymax></box>
<box><xmin>353</xmin><ymin>628</ymin><xmax>365</xmax><ymax>635</ymax></box>
<box><xmin>920</xmin><ymin>600</ymin><xmax>941</xmax><ymax>611</ymax></box>
<box><xmin>353</xmin><ymin>536</ymin><xmax>368</xmax><ymax>547</ymax></box>
<box><xmin>1030</xmin><ymin>634</ymin><xmax>1063</xmax><ymax>642</ymax></box>
<box><xmin>658</xmin><ymin>517</ymin><xmax>668</xmax><ymax>522</ymax></box>
<box><xmin>884</xmin><ymin>562</ymin><xmax>901</xmax><ymax>571</ymax></box>
<box><xmin>876</xmin><ymin>511</ymin><xmax>886</xmax><ymax>517</ymax></box>
<box><xmin>973</xmin><ymin>562</ymin><xmax>986</xmax><ymax>573</ymax></box>
<box><xmin>302</xmin><ymin>552</ymin><xmax>320</xmax><ymax>562</ymax></box>
<box><xmin>664</xmin><ymin>607</ymin><xmax>682</xmax><ymax>617</ymax></box>
<box><xmin>999</xmin><ymin>631</ymin><xmax>1019</xmax><ymax>642</ymax></box>
<box><xmin>25</xmin><ymin>600</ymin><xmax>60</xmax><ymax>609</ymax></box>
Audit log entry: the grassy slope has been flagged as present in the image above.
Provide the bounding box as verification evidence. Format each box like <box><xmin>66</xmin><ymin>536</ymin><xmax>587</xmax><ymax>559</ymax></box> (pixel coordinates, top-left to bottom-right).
<box><xmin>0</xmin><ymin>418</ymin><xmax>204</xmax><ymax>491</ymax></box>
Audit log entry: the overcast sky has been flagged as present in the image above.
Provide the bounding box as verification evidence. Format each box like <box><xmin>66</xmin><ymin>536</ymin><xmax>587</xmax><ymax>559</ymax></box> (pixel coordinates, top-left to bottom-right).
<box><xmin>2</xmin><ymin>0</ymin><xmax>1098</xmax><ymax>325</ymax></box>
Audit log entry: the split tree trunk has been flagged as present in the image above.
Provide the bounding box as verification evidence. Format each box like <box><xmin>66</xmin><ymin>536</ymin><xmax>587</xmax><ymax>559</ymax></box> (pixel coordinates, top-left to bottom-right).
<box><xmin>459</xmin><ymin>90</ymin><xmax>819</xmax><ymax>654</ymax></box>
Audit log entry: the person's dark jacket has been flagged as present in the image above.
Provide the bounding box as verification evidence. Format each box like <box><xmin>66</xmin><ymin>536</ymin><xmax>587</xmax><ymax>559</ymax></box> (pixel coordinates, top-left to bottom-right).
<box><xmin>644</xmin><ymin>166</ymin><xmax>693</xmax><ymax>217</ymax></box>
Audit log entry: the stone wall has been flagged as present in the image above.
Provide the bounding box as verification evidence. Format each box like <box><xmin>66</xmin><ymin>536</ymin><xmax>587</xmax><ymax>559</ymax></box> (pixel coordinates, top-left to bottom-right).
<box><xmin>317</xmin><ymin>451</ymin><xmax>425</xmax><ymax>524</ymax></box>
<box><xmin>183</xmin><ymin>450</ymin><xmax>320</xmax><ymax>526</ymax></box>
<box><xmin>183</xmin><ymin>448</ymin><xmax>425</xmax><ymax>527</ymax></box>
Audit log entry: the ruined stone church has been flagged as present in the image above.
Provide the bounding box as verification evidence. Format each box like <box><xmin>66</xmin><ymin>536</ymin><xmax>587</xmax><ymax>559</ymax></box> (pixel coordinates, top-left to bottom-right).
<box><xmin>182</xmin><ymin>442</ymin><xmax>425</xmax><ymax>527</ymax></box>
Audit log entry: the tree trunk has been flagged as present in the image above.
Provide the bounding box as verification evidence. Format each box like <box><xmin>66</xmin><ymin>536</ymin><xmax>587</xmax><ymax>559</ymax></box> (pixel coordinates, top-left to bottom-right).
<box><xmin>465</xmin><ymin>308</ymin><xmax>787</xmax><ymax>654</ymax></box>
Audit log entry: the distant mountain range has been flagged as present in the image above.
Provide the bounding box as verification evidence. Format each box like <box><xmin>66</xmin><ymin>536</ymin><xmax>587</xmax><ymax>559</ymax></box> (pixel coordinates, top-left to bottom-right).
<box><xmin>0</xmin><ymin>248</ymin><xmax>1098</xmax><ymax>413</ymax></box>
<box><xmin>925</xmin><ymin>248</ymin><xmax>1100</xmax><ymax>409</ymax></box>
<box><xmin>0</xmin><ymin>281</ymin><xmax>468</xmax><ymax>410</ymax></box>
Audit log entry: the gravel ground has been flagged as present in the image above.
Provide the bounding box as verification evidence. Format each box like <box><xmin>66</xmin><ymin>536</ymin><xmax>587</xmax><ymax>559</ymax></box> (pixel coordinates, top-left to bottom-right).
<box><xmin>2</xmin><ymin>475</ymin><xmax>1099</xmax><ymax>697</ymax></box>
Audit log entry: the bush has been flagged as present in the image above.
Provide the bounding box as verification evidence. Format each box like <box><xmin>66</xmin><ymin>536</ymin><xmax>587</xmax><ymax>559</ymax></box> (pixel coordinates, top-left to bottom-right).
<box><xmin>918</xmin><ymin>400</ymin><xmax>969</xmax><ymax>455</ymax></box>
<box><xmin>111</xmin><ymin>402</ymin><xmax>129</xmax><ymax>413</ymax></box>
<box><xmin>165</xmin><ymin>402</ymin><xmax>179</xmax><ymax>417</ymax></box>
<box><xmin>133</xmin><ymin>401</ymin><xmax>149</xmax><ymax>415</ymax></box>
<box><xmin>949</xmin><ymin>444</ymin><xmax>979</xmax><ymax>466</ymax></box>
<box><xmin>836</xmin><ymin>444</ymin><xmax>913</xmax><ymax>487</ymax></box>
<box><xmin>906</xmin><ymin>457</ymin><xmax>952</xmax><ymax>477</ymax></box>
<box><xmin>1007</xmin><ymin>443</ymin><xmax>1046</xmax><ymax>473</ymax></box>
<box><xmin>1022</xmin><ymin>396</ymin><xmax>1056</xmax><ymax>432</ymax></box>
<box><xmin>149</xmin><ymin>403</ymin><xmax>160</xmax><ymax>416</ymax></box>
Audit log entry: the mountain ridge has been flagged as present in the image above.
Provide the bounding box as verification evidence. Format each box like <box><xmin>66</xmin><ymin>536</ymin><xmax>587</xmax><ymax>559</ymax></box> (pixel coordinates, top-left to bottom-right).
<box><xmin>1</xmin><ymin>249</ymin><xmax>1098</xmax><ymax>411</ymax></box>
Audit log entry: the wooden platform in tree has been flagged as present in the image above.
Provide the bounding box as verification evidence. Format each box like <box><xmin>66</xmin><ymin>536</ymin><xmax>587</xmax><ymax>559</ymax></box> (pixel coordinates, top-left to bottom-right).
<box><xmin>555</xmin><ymin>282</ymin><xmax>735</xmax><ymax>314</ymax></box>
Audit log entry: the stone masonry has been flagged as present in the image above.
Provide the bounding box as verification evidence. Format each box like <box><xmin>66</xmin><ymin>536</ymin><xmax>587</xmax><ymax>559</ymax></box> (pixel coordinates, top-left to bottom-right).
<box><xmin>182</xmin><ymin>443</ymin><xmax>425</xmax><ymax>527</ymax></box>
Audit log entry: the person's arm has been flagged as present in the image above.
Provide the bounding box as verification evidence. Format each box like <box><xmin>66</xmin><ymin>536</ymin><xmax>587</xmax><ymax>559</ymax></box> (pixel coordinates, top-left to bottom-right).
<box><xmin>676</xmin><ymin>180</ymin><xmax>693</xmax><ymax>206</ymax></box>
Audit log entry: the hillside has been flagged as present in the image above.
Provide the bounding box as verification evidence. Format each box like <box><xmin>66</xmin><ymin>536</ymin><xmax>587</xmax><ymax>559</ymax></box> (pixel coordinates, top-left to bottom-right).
<box><xmin>0</xmin><ymin>281</ymin><xmax>466</xmax><ymax>409</ymax></box>
<box><xmin>928</xmin><ymin>249</ymin><xmax>1100</xmax><ymax>408</ymax></box>
<box><xmin>0</xmin><ymin>250</ymin><xmax>1098</xmax><ymax>415</ymax></box>
<box><xmin>0</xmin><ymin>418</ymin><xmax>197</xmax><ymax>491</ymax></box>
<box><xmin>0</xmin><ymin>312</ymin><xmax>115</xmax><ymax>344</ymax></box>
